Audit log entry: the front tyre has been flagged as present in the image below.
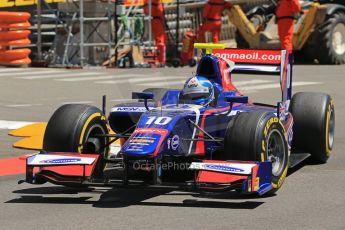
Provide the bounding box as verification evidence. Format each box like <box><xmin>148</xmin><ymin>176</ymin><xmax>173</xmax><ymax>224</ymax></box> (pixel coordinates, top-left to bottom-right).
<box><xmin>43</xmin><ymin>104</ymin><xmax>109</xmax><ymax>177</ymax></box>
<box><xmin>223</xmin><ymin>112</ymin><xmax>289</xmax><ymax>192</ymax></box>
<box><xmin>43</xmin><ymin>104</ymin><xmax>109</xmax><ymax>154</ymax></box>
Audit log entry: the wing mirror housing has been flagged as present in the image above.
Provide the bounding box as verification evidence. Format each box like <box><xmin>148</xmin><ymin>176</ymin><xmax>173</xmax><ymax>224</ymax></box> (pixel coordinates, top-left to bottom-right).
<box><xmin>132</xmin><ymin>92</ymin><xmax>154</xmax><ymax>111</ymax></box>
<box><xmin>224</xmin><ymin>95</ymin><xmax>248</xmax><ymax>104</ymax></box>
<box><xmin>223</xmin><ymin>93</ymin><xmax>248</xmax><ymax>116</ymax></box>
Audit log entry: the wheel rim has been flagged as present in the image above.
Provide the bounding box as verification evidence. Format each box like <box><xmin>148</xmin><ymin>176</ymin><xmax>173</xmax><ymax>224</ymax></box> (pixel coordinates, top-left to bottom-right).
<box><xmin>83</xmin><ymin>124</ymin><xmax>107</xmax><ymax>155</ymax></box>
<box><xmin>332</xmin><ymin>23</ymin><xmax>345</xmax><ymax>55</ymax></box>
<box><xmin>267</xmin><ymin>129</ymin><xmax>286</xmax><ymax>177</ymax></box>
<box><xmin>328</xmin><ymin>107</ymin><xmax>335</xmax><ymax>150</ymax></box>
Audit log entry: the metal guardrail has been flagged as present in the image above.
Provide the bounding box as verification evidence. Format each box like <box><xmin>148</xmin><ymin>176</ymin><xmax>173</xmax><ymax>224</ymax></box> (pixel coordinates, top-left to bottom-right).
<box><xmin>164</xmin><ymin>0</ymin><xmax>272</xmax><ymax>10</ymax></box>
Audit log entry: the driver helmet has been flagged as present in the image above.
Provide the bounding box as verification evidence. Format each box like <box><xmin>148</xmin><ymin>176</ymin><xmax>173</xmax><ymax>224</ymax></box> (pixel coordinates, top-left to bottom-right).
<box><xmin>180</xmin><ymin>76</ymin><xmax>214</xmax><ymax>106</ymax></box>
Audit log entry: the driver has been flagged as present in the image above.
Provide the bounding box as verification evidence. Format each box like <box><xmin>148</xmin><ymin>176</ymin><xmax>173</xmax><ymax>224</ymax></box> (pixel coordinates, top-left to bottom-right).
<box><xmin>180</xmin><ymin>76</ymin><xmax>215</xmax><ymax>106</ymax></box>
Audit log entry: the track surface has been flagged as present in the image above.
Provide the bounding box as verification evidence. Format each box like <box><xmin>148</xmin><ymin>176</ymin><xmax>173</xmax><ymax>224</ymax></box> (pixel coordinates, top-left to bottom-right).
<box><xmin>0</xmin><ymin>65</ymin><xmax>344</xmax><ymax>230</ymax></box>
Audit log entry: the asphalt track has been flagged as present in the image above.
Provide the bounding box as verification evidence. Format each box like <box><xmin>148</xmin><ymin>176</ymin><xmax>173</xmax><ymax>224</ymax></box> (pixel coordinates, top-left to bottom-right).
<box><xmin>0</xmin><ymin>65</ymin><xmax>344</xmax><ymax>230</ymax></box>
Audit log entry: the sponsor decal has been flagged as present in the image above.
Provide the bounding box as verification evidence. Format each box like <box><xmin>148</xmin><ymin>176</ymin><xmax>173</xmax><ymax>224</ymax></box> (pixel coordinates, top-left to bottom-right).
<box><xmin>39</xmin><ymin>158</ymin><xmax>81</xmax><ymax>164</ymax></box>
<box><xmin>254</xmin><ymin>177</ymin><xmax>260</xmax><ymax>191</ymax></box>
<box><xmin>248</xmin><ymin>179</ymin><xmax>252</xmax><ymax>192</ymax></box>
<box><xmin>113</xmin><ymin>107</ymin><xmax>148</xmax><ymax>112</ymax></box>
<box><xmin>274</xmin><ymin>166</ymin><xmax>288</xmax><ymax>189</ymax></box>
<box><xmin>264</xmin><ymin>117</ymin><xmax>279</xmax><ymax>136</ymax></box>
<box><xmin>204</xmin><ymin>164</ymin><xmax>245</xmax><ymax>173</ymax></box>
<box><xmin>212</xmin><ymin>49</ymin><xmax>281</xmax><ymax>64</ymax></box>
<box><xmin>126</xmin><ymin>148</ymin><xmax>144</xmax><ymax>152</ymax></box>
<box><xmin>130</xmin><ymin>138</ymin><xmax>155</xmax><ymax>144</ymax></box>
<box><xmin>134</xmin><ymin>128</ymin><xmax>167</xmax><ymax>134</ymax></box>
<box><xmin>171</xmin><ymin>135</ymin><xmax>179</xmax><ymax>150</ymax></box>
<box><xmin>167</xmin><ymin>139</ymin><xmax>171</xmax><ymax>150</ymax></box>
<box><xmin>187</xmin><ymin>78</ymin><xmax>199</xmax><ymax>88</ymax></box>
<box><xmin>123</xmin><ymin>132</ymin><xmax>163</xmax><ymax>155</ymax></box>
<box><xmin>287</xmin><ymin>120</ymin><xmax>294</xmax><ymax>150</ymax></box>
<box><xmin>278</xmin><ymin>101</ymin><xmax>290</xmax><ymax>122</ymax></box>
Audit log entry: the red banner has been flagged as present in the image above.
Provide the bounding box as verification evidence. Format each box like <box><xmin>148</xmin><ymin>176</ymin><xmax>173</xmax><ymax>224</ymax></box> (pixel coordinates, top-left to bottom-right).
<box><xmin>212</xmin><ymin>49</ymin><xmax>282</xmax><ymax>65</ymax></box>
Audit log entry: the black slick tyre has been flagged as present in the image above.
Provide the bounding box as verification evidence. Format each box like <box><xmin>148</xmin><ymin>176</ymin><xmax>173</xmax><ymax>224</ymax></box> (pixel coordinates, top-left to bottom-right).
<box><xmin>289</xmin><ymin>92</ymin><xmax>335</xmax><ymax>163</ymax></box>
<box><xmin>43</xmin><ymin>104</ymin><xmax>109</xmax><ymax>177</ymax></box>
<box><xmin>223</xmin><ymin>112</ymin><xmax>289</xmax><ymax>192</ymax></box>
<box><xmin>43</xmin><ymin>104</ymin><xmax>109</xmax><ymax>155</ymax></box>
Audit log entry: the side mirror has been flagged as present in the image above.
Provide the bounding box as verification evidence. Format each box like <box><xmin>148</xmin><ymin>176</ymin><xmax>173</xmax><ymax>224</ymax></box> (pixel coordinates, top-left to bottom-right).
<box><xmin>132</xmin><ymin>92</ymin><xmax>154</xmax><ymax>111</ymax></box>
<box><xmin>132</xmin><ymin>92</ymin><xmax>154</xmax><ymax>100</ymax></box>
<box><xmin>224</xmin><ymin>95</ymin><xmax>248</xmax><ymax>104</ymax></box>
<box><xmin>221</xmin><ymin>94</ymin><xmax>248</xmax><ymax>116</ymax></box>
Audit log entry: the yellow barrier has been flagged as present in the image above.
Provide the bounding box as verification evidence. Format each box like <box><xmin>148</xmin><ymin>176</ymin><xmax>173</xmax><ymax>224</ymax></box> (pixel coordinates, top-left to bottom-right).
<box><xmin>0</xmin><ymin>0</ymin><xmax>64</xmax><ymax>8</ymax></box>
<box><xmin>0</xmin><ymin>0</ymin><xmax>172</xmax><ymax>8</ymax></box>
<box><xmin>0</xmin><ymin>11</ymin><xmax>31</xmax><ymax>66</ymax></box>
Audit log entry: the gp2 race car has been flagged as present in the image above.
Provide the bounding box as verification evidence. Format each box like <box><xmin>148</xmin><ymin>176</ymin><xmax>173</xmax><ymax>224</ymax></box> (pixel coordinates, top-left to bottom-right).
<box><xmin>21</xmin><ymin>43</ymin><xmax>335</xmax><ymax>196</ymax></box>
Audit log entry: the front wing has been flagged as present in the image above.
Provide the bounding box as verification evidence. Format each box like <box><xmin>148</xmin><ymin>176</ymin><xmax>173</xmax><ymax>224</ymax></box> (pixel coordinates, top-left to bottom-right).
<box><xmin>23</xmin><ymin>152</ymin><xmax>273</xmax><ymax>195</ymax></box>
<box><xmin>189</xmin><ymin>160</ymin><xmax>273</xmax><ymax>195</ymax></box>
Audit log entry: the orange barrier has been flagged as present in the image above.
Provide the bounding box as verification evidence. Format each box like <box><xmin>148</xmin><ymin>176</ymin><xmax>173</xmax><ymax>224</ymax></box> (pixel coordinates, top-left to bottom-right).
<box><xmin>0</xmin><ymin>12</ymin><xmax>31</xmax><ymax>66</ymax></box>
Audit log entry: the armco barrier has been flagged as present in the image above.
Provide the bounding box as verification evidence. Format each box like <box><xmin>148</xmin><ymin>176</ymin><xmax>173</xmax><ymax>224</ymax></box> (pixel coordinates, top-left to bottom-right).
<box><xmin>0</xmin><ymin>12</ymin><xmax>31</xmax><ymax>66</ymax></box>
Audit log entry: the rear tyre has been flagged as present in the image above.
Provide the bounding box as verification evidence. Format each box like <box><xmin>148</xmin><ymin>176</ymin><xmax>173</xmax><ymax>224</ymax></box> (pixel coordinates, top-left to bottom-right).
<box><xmin>43</xmin><ymin>104</ymin><xmax>109</xmax><ymax>177</ymax></box>
<box><xmin>223</xmin><ymin>112</ymin><xmax>288</xmax><ymax>193</ymax></box>
<box><xmin>289</xmin><ymin>92</ymin><xmax>335</xmax><ymax>163</ymax></box>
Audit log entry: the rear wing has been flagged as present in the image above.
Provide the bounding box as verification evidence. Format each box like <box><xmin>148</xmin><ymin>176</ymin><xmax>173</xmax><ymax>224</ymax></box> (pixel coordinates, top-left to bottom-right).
<box><xmin>212</xmin><ymin>48</ymin><xmax>293</xmax><ymax>102</ymax></box>
<box><xmin>193</xmin><ymin>43</ymin><xmax>293</xmax><ymax>102</ymax></box>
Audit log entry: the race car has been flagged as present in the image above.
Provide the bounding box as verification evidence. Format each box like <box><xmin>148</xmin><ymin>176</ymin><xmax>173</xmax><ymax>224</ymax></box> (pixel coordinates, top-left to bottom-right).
<box><xmin>22</xmin><ymin>44</ymin><xmax>335</xmax><ymax>196</ymax></box>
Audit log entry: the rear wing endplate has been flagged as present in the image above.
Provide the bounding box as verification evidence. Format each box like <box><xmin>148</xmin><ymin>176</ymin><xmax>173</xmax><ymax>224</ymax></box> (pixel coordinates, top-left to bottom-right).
<box><xmin>212</xmin><ymin>48</ymin><xmax>293</xmax><ymax>102</ymax></box>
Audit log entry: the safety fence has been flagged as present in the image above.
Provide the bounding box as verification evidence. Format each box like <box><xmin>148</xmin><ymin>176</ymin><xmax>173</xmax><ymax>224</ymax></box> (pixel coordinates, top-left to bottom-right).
<box><xmin>0</xmin><ymin>1</ymin><xmax>271</xmax><ymax>67</ymax></box>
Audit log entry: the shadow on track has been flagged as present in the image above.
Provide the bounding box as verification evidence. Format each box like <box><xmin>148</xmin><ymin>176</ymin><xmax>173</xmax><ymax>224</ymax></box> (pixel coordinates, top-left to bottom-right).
<box><xmin>12</xmin><ymin>186</ymin><xmax>94</xmax><ymax>195</ymax></box>
<box><xmin>7</xmin><ymin>156</ymin><xmax>313</xmax><ymax>209</ymax></box>
<box><xmin>8</xmin><ymin>186</ymin><xmax>264</xmax><ymax>209</ymax></box>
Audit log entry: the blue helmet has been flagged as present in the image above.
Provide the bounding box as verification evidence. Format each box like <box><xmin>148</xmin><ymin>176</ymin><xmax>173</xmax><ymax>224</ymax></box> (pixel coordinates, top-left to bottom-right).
<box><xmin>180</xmin><ymin>76</ymin><xmax>214</xmax><ymax>106</ymax></box>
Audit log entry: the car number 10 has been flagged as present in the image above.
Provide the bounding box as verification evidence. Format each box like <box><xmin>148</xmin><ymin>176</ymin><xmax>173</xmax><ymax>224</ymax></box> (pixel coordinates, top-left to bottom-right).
<box><xmin>146</xmin><ymin>116</ymin><xmax>172</xmax><ymax>125</ymax></box>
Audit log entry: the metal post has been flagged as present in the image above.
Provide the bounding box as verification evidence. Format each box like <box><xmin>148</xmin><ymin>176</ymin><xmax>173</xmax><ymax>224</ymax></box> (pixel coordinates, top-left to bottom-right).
<box><xmin>107</xmin><ymin>0</ymin><xmax>112</xmax><ymax>67</ymax></box>
<box><xmin>148</xmin><ymin>0</ymin><xmax>152</xmax><ymax>47</ymax></box>
<box><xmin>114</xmin><ymin>0</ymin><xmax>118</xmax><ymax>66</ymax></box>
<box><xmin>37</xmin><ymin>0</ymin><xmax>42</xmax><ymax>61</ymax></box>
<box><xmin>176</xmin><ymin>0</ymin><xmax>179</xmax><ymax>58</ymax></box>
<box><xmin>79</xmin><ymin>0</ymin><xmax>84</xmax><ymax>67</ymax></box>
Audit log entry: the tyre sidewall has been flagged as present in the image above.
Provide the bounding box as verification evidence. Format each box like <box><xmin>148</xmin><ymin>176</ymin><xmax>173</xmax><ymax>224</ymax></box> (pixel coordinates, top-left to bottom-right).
<box><xmin>224</xmin><ymin>112</ymin><xmax>289</xmax><ymax>191</ymax></box>
<box><xmin>255</xmin><ymin>115</ymin><xmax>288</xmax><ymax>190</ymax></box>
<box><xmin>74</xmin><ymin>110</ymin><xmax>109</xmax><ymax>156</ymax></box>
<box><xmin>324</xmin><ymin>98</ymin><xmax>335</xmax><ymax>159</ymax></box>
